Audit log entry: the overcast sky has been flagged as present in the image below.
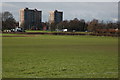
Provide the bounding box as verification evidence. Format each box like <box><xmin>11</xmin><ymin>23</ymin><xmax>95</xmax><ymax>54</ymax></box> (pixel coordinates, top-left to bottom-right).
<box><xmin>2</xmin><ymin>2</ymin><xmax>118</xmax><ymax>22</ymax></box>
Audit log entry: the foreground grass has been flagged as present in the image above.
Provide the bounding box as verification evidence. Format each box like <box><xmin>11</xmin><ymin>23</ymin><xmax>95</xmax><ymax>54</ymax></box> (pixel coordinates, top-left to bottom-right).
<box><xmin>0</xmin><ymin>34</ymin><xmax>1</xmax><ymax>79</ymax></box>
<box><xmin>2</xmin><ymin>35</ymin><xmax>118</xmax><ymax>78</ymax></box>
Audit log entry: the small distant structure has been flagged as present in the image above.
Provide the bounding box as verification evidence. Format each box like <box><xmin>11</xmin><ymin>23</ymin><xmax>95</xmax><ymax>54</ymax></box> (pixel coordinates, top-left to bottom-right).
<box><xmin>55</xmin><ymin>29</ymin><xmax>67</xmax><ymax>32</ymax></box>
<box><xmin>62</xmin><ymin>29</ymin><xmax>67</xmax><ymax>32</ymax></box>
<box><xmin>4</xmin><ymin>30</ymin><xmax>11</xmax><ymax>32</ymax></box>
<box><xmin>11</xmin><ymin>27</ymin><xmax>25</xmax><ymax>32</ymax></box>
<box><xmin>73</xmin><ymin>30</ymin><xmax>75</xmax><ymax>32</ymax></box>
<box><xmin>43</xmin><ymin>26</ymin><xmax>47</xmax><ymax>31</ymax></box>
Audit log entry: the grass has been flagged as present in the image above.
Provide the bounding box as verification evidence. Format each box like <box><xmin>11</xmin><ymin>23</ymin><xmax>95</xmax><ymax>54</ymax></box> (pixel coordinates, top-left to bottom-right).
<box><xmin>2</xmin><ymin>33</ymin><xmax>25</xmax><ymax>36</ymax></box>
<box><xmin>26</xmin><ymin>30</ymin><xmax>51</xmax><ymax>32</ymax></box>
<box><xmin>0</xmin><ymin>34</ymin><xmax>1</xmax><ymax>79</ymax></box>
<box><xmin>2</xmin><ymin>35</ymin><xmax>118</xmax><ymax>78</ymax></box>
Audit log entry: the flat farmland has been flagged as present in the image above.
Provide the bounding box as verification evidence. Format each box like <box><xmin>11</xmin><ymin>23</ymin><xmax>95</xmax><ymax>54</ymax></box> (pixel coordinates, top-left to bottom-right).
<box><xmin>2</xmin><ymin>35</ymin><xmax>118</xmax><ymax>78</ymax></box>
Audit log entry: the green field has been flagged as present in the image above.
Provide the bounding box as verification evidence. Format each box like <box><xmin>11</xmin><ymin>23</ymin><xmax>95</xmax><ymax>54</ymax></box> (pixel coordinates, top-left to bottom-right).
<box><xmin>26</xmin><ymin>30</ymin><xmax>54</xmax><ymax>33</ymax></box>
<box><xmin>2</xmin><ymin>35</ymin><xmax>118</xmax><ymax>78</ymax></box>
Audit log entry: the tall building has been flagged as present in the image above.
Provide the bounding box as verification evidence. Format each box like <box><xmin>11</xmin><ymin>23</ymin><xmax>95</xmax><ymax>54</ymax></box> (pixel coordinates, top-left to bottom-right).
<box><xmin>20</xmin><ymin>8</ymin><xmax>42</xmax><ymax>30</ymax></box>
<box><xmin>49</xmin><ymin>10</ymin><xmax>63</xmax><ymax>24</ymax></box>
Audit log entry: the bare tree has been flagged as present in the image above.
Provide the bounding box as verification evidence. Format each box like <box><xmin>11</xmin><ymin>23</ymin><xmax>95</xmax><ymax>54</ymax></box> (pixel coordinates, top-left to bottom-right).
<box><xmin>2</xmin><ymin>11</ymin><xmax>16</xmax><ymax>30</ymax></box>
<box><xmin>87</xmin><ymin>19</ymin><xmax>98</xmax><ymax>32</ymax></box>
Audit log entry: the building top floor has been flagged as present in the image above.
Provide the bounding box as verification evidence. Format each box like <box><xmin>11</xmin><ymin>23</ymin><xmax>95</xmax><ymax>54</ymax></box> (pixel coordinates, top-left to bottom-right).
<box><xmin>20</xmin><ymin>7</ymin><xmax>42</xmax><ymax>12</ymax></box>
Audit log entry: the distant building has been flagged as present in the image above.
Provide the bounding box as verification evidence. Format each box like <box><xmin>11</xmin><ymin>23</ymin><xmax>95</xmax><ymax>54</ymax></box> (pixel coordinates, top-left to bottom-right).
<box><xmin>19</xmin><ymin>8</ymin><xmax>42</xmax><ymax>30</ymax></box>
<box><xmin>49</xmin><ymin>10</ymin><xmax>63</xmax><ymax>24</ymax></box>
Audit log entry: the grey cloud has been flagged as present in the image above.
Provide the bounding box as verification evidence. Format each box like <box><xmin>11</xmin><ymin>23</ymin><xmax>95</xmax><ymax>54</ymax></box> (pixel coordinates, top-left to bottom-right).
<box><xmin>2</xmin><ymin>2</ymin><xmax>118</xmax><ymax>22</ymax></box>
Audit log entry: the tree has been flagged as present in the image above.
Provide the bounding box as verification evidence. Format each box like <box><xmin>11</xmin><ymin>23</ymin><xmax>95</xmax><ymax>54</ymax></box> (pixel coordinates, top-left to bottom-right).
<box><xmin>117</xmin><ymin>21</ymin><xmax>120</xmax><ymax>29</ymax></box>
<box><xmin>49</xmin><ymin>23</ymin><xmax>57</xmax><ymax>31</ymax></box>
<box><xmin>56</xmin><ymin>20</ymin><xmax>69</xmax><ymax>30</ymax></box>
<box><xmin>87</xmin><ymin>19</ymin><xmax>98</xmax><ymax>32</ymax></box>
<box><xmin>79</xmin><ymin>19</ymin><xmax>86</xmax><ymax>31</ymax></box>
<box><xmin>2</xmin><ymin>11</ymin><xmax>16</xmax><ymax>30</ymax></box>
<box><xmin>56</xmin><ymin>18</ymin><xmax>87</xmax><ymax>32</ymax></box>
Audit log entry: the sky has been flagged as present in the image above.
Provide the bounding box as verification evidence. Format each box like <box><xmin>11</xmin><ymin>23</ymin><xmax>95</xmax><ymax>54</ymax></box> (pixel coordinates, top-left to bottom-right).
<box><xmin>1</xmin><ymin>0</ymin><xmax>119</xmax><ymax>2</ymax></box>
<box><xmin>1</xmin><ymin>2</ymin><xmax>118</xmax><ymax>22</ymax></box>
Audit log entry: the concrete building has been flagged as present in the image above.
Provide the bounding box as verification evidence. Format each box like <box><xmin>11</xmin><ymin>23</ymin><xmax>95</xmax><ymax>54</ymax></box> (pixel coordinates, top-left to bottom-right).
<box><xmin>49</xmin><ymin>10</ymin><xmax>63</xmax><ymax>24</ymax></box>
<box><xmin>20</xmin><ymin>8</ymin><xmax>42</xmax><ymax>30</ymax></box>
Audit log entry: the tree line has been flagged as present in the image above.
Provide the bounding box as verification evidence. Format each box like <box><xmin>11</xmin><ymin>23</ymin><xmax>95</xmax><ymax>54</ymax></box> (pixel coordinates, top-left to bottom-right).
<box><xmin>1</xmin><ymin>11</ymin><xmax>119</xmax><ymax>33</ymax></box>
<box><xmin>49</xmin><ymin>18</ymin><xmax>119</xmax><ymax>32</ymax></box>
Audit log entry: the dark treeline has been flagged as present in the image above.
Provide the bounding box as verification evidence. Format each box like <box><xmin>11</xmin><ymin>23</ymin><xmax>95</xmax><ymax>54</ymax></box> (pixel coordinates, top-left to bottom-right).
<box><xmin>50</xmin><ymin>18</ymin><xmax>87</xmax><ymax>32</ymax></box>
<box><xmin>49</xmin><ymin>18</ymin><xmax>119</xmax><ymax>32</ymax></box>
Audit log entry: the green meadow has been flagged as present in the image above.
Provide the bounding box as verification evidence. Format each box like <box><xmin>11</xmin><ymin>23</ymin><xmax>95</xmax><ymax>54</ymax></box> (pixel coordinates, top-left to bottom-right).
<box><xmin>2</xmin><ymin>35</ymin><xmax>118</xmax><ymax>78</ymax></box>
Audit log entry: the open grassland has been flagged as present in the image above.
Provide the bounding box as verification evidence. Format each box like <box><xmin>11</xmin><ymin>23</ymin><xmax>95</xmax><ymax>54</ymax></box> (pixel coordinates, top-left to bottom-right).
<box><xmin>2</xmin><ymin>35</ymin><xmax>118</xmax><ymax>78</ymax></box>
